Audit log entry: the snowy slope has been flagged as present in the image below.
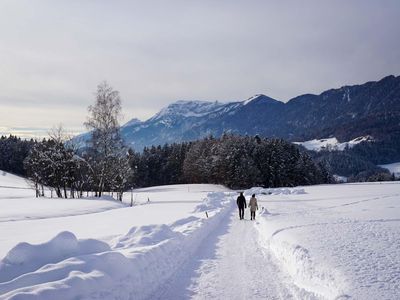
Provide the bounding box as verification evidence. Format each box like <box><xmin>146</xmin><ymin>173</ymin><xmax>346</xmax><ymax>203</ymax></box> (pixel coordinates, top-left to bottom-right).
<box><xmin>293</xmin><ymin>136</ymin><xmax>373</xmax><ymax>152</ymax></box>
<box><xmin>379</xmin><ymin>162</ymin><xmax>400</xmax><ymax>178</ymax></box>
<box><xmin>0</xmin><ymin>171</ymin><xmax>30</xmax><ymax>189</ymax></box>
<box><xmin>148</xmin><ymin>100</ymin><xmax>231</xmax><ymax>123</ymax></box>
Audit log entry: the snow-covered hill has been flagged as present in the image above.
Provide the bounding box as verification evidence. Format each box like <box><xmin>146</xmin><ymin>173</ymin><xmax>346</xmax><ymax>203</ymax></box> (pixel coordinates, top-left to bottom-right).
<box><xmin>0</xmin><ymin>171</ymin><xmax>399</xmax><ymax>299</ymax></box>
<box><xmin>294</xmin><ymin>136</ymin><xmax>373</xmax><ymax>152</ymax></box>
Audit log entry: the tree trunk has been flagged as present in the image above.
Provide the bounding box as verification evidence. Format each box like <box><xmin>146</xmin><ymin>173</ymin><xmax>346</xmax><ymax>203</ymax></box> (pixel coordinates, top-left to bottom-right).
<box><xmin>35</xmin><ymin>182</ymin><xmax>39</xmax><ymax>198</ymax></box>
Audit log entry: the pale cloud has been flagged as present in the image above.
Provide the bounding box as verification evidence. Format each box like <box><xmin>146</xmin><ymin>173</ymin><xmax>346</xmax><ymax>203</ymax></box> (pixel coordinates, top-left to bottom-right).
<box><xmin>0</xmin><ymin>127</ymin><xmax>83</xmax><ymax>140</ymax></box>
<box><xmin>0</xmin><ymin>0</ymin><xmax>399</xmax><ymax>137</ymax></box>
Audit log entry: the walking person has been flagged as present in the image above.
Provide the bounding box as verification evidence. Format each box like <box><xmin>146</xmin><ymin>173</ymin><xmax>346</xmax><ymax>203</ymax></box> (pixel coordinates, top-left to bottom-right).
<box><xmin>249</xmin><ymin>194</ymin><xmax>258</xmax><ymax>220</ymax></box>
<box><xmin>236</xmin><ymin>192</ymin><xmax>247</xmax><ymax>220</ymax></box>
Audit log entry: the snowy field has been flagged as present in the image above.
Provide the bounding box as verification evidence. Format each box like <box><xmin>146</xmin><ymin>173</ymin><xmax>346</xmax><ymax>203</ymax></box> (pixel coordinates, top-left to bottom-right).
<box><xmin>254</xmin><ymin>183</ymin><xmax>400</xmax><ymax>299</ymax></box>
<box><xmin>0</xmin><ymin>171</ymin><xmax>399</xmax><ymax>299</ymax></box>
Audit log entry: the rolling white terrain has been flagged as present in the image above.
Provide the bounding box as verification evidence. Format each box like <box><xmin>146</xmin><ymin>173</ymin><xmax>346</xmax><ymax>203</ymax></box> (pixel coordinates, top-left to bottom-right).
<box><xmin>0</xmin><ymin>171</ymin><xmax>399</xmax><ymax>299</ymax></box>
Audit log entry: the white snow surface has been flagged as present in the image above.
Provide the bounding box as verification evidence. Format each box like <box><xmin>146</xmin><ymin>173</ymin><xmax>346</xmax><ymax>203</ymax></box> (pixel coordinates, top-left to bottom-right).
<box><xmin>333</xmin><ymin>174</ymin><xmax>348</xmax><ymax>183</ymax></box>
<box><xmin>379</xmin><ymin>162</ymin><xmax>400</xmax><ymax>178</ymax></box>
<box><xmin>0</xmin><ymin>171</ymin><xmax>399</xmax><ymax>299</ymax></box>
<box><xmin>122</xmin><ymin>118</ymin><xmax>141</xmax><ymax>128</ymax></box>
<box><xmin>0</xmin><ymin>172</ymin><xmax>30</xmax><ymax>189</ymax></box>
<box><xmin>294</xmin><ymin>136</ymin><xmax>373</xmax><ymax>152</ymax></box>
<box><xmin>150</xmin><ymin>100</ymin><xmax>227</xmax><ymax>121</ymax></box>
<box><xmin>255</xmin><ymin>182</ymin><xmax>400</xmax><ymax>299</ymax></box>
<box><xmin>0</xmin><ymin>171</ymin><xmax>126</xmax><ymax>223</ymax></box>
<box><xmin>243</xmin><ymin>94</ymin><xmax>262</xmax><ymax>105</ymax></box>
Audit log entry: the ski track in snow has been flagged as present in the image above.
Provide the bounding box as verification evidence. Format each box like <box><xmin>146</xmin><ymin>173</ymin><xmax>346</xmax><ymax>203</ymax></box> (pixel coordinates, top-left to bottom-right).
<box><xmin>151</xmin><ymin>208</ymin><xmax>299</xmax><ymax>300</ymax></box>
<box><xmin>322</xmin><ymin>193</ymin><xmax>400</xmax><ymax>210</ymax></box>
<box><xmin>271</xmin><ymin>218</ymin><xmax>400</xmax><ymax>237</ymax></box>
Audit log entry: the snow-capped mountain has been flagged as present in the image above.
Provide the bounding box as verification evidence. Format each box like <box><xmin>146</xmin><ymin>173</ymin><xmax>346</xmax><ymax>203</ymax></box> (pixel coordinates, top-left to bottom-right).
<box><xmin>119</xmin><ymin>94</ymin><xmax>280</xmax><ymax>150</ymax></box>
<box><xmin>76</xmin><ymin>75</ymin><xmax>400</xmax><ymax>151</ymax></box>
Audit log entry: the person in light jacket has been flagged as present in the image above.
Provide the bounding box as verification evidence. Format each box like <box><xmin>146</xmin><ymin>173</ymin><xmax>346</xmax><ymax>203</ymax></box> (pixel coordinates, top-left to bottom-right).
<box><xmin>248</xmin><ymin>194</ymin><xmax>258</xmax><ymax>220</ymax></box>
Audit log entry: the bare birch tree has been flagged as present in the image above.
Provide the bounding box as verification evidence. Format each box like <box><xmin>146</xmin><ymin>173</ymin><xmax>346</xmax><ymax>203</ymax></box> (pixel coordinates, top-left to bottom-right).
<box><xmin>85</xmin><ymin>81</ymin><xmax>131</xmax><ymax>198</ymax></box>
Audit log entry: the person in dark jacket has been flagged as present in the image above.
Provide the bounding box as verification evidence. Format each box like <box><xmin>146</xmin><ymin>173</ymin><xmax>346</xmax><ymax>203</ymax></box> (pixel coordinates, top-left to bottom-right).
<box><xmin>236</xmin><ymin>192</ymin><xmax>247</xmax><ymax>220</ymax></box>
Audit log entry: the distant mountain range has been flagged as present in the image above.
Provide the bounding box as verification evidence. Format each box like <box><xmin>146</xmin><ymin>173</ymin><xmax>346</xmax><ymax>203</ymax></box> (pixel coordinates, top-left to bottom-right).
<box><xmin>76</xmin><ymin>75</ymin><xmax>400</xmax><ymax>151</ymax></box>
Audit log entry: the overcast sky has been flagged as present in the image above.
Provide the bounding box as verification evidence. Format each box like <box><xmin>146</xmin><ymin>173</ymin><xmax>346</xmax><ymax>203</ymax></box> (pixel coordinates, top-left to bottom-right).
<box><xmin>0</xmin><ymin>0</ymin><xmax>399</xmax><ymax>137</ymax></box>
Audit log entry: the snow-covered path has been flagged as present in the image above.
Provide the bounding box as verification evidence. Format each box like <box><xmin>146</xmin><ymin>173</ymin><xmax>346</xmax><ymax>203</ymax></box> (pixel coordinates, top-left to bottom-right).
<box><xmin>152</xmin><ymin>208</ymin><xmax>296</xmax><ymax>300</ymax></box>
<box><xmin>1</xmin><ymin>174</ymin><xmax>399</xmax><ymax>299</ymax></box>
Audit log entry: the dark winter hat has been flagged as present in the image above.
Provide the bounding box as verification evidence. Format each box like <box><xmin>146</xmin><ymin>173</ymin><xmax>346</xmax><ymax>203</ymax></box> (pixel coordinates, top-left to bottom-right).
<box><xmin>252</xmin><ymin>194</ymin><xmax>255</xmax><ymax>197</ymax></box>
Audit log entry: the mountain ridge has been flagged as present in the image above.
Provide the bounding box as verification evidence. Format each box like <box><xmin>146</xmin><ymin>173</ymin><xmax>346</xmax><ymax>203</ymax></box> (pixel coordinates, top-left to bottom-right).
<box><xmin>77</xmin><ymin>75</ymin><xmax>400</xmax><ymax>150</ymax></box>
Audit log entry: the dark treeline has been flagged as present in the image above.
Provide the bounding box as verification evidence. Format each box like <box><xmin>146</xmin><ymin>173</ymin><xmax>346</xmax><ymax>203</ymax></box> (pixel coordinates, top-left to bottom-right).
<box><xmin>2</xmin><ymin>132</ymin><xmax>397</xmax><ymax>196</ymax></box>
<box><xmin>23</xmin><ymin>136</ymin><xmax>131</xmax><ymax>199</ymax></box>
<box><xmin>348</xmin><ymin>133</ymin><xmax>400</xmax><ymax>165</ymax></box>
<box><xmin>21</xmin><ymin>133</ymin><xmax>330</xmax><ymax>198</ymax></box>
<box><xmin>131</xmin><ymin>135</ymin><xmax>331</xmax><ymax>189</ymax></box>
<box><xmin>0</xmin><ymin>135</ymin><xmax>35</xmax><ymax>176</ymax></box>
<box><xmin>312</xmin><ymin>150</ymin><xmax>393</xmax><ymax>182</ymax></box>
<box><xmin>129</xmin><ymin>142</ymin><xmax>189</xmax><ymax>187</ymax></box>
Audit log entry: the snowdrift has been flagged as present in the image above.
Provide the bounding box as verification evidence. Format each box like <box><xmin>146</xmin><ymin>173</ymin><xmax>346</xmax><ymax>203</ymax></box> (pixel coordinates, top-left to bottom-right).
<box><xmin>0</xmin><ymin>231</ymin><xmax>110</xmax><ymax>283</ymax></box>
<box><xmin>0</xmin><ymin>192</ymin><xmax>234</xmax><ymax>299</ymax></box>
<box><xmin>256</xmin><ymin>217</ymin><xmax>347</xmax><ymax>299</ymax></box>
<box><xmin>253</xmin><ymin>183</ymin><xmax>400</xmax><ymax>299</ymax></box>
<box><xmin>244</xmin><ymin>186</ymin><xmax>306</xmax><ymax>196</ymax></box>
